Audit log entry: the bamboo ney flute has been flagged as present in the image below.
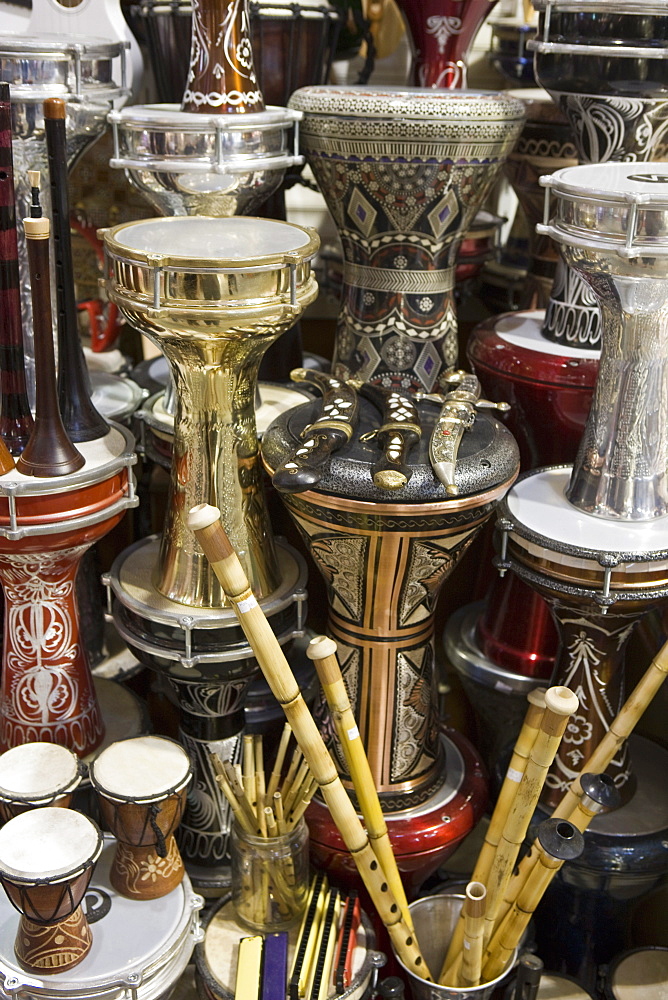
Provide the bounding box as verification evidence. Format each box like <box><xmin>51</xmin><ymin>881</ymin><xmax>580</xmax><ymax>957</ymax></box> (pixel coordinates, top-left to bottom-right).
<box><xmin>482</xmin><ymin>819</ymin><xmax>584</xmax><ymax>983</ymax></box>
<box><xmin>460</xmin><ymin>881</ymin><xmax>486</xmax><ymax>988</ymax></box>
<box><xmin>188</xmin><ymin>503</ymin><xmax>432</xmax><ymax>982</ymax></box>
<box><xmin>43</xmin><ymin>98</ymin><xmax>108</xmax><ymax>442</ymax></box>
<box><xmin>307</xmin><ymin>635</ymin><xmax>415</xmax><ymax>936</ymax></box>
<box><xmin>478</xmin><ymin>686</ymin><xmax>578</xmax><ymax>953</ymax></box>
<box><xmin>439</xmin><ymin>687</ymin><xmax>547</xmax><ymax>982</ymax></box>
<box><xmin>17</xmin><ymin>182</ymin><xmax>84</xmax><ymax>478</ymax></box>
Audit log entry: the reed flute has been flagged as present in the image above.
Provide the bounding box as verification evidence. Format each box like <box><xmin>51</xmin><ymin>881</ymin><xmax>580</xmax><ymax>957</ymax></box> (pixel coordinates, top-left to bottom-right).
<box><xmin>188</xmin><ymin>502</ymin><xmax>432</xmax><ymax>982</ymax></box>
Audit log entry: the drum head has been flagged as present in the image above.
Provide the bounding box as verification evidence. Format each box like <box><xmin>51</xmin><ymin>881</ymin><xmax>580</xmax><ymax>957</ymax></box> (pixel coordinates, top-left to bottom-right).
<box><xmin>0</xmin><ymin>809</ymin><xmax>101</xmax><ymax>880</ymax></box>
<box><xmin>112</xmin><ymin>216</ymin><xmax>312</xmax><ymax>261</ymax></box>
<box><xmin>537</xmin><ymin>973</ymin><xmax>594</xmax><ymax>998</ymax></box>
<box><xmin>0</xmin><ymin>744</ymin><xmax>79</xmax><ymax>802</ymax></box>
<box><xmin>90</xmin><ymin>373</ymin><xmax>144</xmax><ymax>424</ymax></box>
<box><xmin>610</xmin><ymin>948</ymin><xmax>668</xmax><ymax>1000</ymax></box>
<box><xmin>90</xmin><ymin>736</ymin><xmax>191</xmax><ymax>802</ymax></box>
<box><xmin>289</xmin><ymin>86</ymin><xmax>526</xmax><ymax>123</ymax></box>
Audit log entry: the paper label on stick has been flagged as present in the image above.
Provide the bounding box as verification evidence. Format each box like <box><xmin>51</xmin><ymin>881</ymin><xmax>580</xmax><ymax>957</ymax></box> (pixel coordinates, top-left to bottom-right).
<box><xmin>463</xmin><ymin>941</ymin><xmax>470</xmax><ymax>950</ymax></box>
<box><xmin>236</xmin><ymin>595</ymin><xmax>258</xmax><ymax>614</ymax></box>
<box><xmin>347</xmin><ymin>726</ymin><xmax>359</xmax><ymax>741</ymax></box>
<box><xmin>506</xmin><ymin>766</ymin><xmax>523</xmax><ymax>783</ymax></box>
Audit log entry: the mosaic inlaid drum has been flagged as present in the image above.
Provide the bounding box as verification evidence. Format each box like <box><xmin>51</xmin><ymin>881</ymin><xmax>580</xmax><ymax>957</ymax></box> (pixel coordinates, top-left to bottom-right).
<box><xmin>288</xmin><ymin>86</ymin><xmax>525</xmax><ymax>393</ymax></box>
<box><xmin>397</xmin><ymin>0</ymin><xmax>500</xmax><ymax>89</ymax></box>
<box><xmin>262</xmin><ymin>383</ymin><xmax>518</xmax><ymax>888</ymax></box>
<box><xmin>103</xmin><ymin>215</ymin><xmax>318</xmax><ymax>888</ymax></box>
<box><xmin>0</xmin><ymin>425</ymin><xmax>137</xmax><ymax>757</ymax></box>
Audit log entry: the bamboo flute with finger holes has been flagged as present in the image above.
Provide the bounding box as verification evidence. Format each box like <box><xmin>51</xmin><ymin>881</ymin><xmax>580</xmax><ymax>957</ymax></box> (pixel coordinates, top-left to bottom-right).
<box><xmin>188</xmin><ymin>502</ymin><xmax>432</xmax><ymax>982</ymax></box>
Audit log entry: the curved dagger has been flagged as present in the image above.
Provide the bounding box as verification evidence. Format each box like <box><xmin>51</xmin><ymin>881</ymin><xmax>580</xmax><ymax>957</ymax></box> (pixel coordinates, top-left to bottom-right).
<box><xmin>271</xmin><ymin>368</ymin><xmax>360</xmax><ymax>493</ymax></box>
<box><xmin>356</xmin><ymin>382</ymin><xmax>422</xmax><ymax>491</ymax></box>
<box><xmin>421</xmin><ymin>371</ymin><xmax>510</xmax><ymax>496</ymax></box>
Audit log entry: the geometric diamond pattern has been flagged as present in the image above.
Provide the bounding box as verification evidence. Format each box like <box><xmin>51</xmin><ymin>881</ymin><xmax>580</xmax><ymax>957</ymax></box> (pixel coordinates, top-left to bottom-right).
<box><xmin>427</xmin><ymin>188</ymin><xmax>458</xmax><ymax>238</ymax></box>
<box><xmin>415</xmin><ymin>341</ymin><xmax>441</xmax><ymax>391</ymax></box>
<box><xmin>348</xmin><ymin>187</ymin><xmax>378</xmax><ymax>238</ymax></box>
<box><xmin>356</xmin><ymin>336</ymin><xmax>381</xmax><ymax>382</ymax></box>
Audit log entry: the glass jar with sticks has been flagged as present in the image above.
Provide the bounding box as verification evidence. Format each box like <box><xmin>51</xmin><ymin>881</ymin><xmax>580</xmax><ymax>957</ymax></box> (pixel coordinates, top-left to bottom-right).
<box><xmin>211</xmin><ymin>728</ymin><xmax>314</xmax><ymax>931</ymax></box>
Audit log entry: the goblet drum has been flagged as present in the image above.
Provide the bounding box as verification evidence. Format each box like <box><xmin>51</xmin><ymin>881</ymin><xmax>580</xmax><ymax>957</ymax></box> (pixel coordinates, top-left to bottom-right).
<box><xmin>0</xmin><ymin>744</ymin><xmax>82</xmax><ymax>822</ymax></box>
<box><xmin>288</xmin><ymin>86</ymin><xmax>525</xmax><ymax>394</ymax></box>
<box><xmin>530</xmin><ymin>0</ymin><xmax>668</xmax><ymax>350</ymax></box>
<box><xmin>0</xmin><ymin>808</ymin><xmax>102</xmax><ymax>974</ymax></box>
<box><xmin>0</xmin><ymin>425</ymin><xmax>137</xmax><ymax>758</ymax></box>
<box><xmin>123</xmin><ymin>0</ymin><xmax>340</xmax><ymax>106</ymax></box>
<box><xmin>397</xmin><ymin>0</ymin><xmax>500</xmax><ymax>89</ymax></box>
<box><xmin>0</xmin><ymin>34</ymin><xmax>129</xmax><ymax>398</ymax></box>
<box><xmin>262</xmin><ymin>392</ymin><xmax>519</xmax><ymax>890</ymax></box>
<box><xmin>103</xmin><ymin>215</ymin><xmax>318</xmax><ymax>889</ymax></box>
<box><xmin>89</xmin><ymin>736</ymin><xmax>192</xmax><ymax>901</ymax></box>
<box><xmin>0</xmin><ymin>833</ymin><xmax>204</xmax><ymax>1000</ymax></box>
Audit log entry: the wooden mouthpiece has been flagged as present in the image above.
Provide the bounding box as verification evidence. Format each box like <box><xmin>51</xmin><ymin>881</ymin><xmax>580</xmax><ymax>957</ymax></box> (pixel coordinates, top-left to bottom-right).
<box><xmin>43</xmin><ymin>98</ymin><xmax>66</xmax><ymax>120</ymax></box>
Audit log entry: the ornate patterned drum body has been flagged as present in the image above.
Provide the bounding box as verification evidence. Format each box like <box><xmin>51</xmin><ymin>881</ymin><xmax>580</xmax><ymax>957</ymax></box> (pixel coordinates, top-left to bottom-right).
<box><xmin>0</xmin><ymin>33</ymin><xmax>128</xmax><ymax>399</ymax></box>
<box><xmin>0</xmin><ymin>426</ymin><xmax>137</xmax><ymax>758</ymax></box>
<box><xmin>396</xmin><ymin>0</ymin><xmax>500</xmax><ymax>89</ymax></box>
<box><xmin>288</xmin><ymin>86</ymin><xmax>525</xmax><ymax>393</ymax></box>
<box><xmin>0</xmin><ymin>833</ymin><xmax>203</xmax><ymax>1000</ymax></box>
<box><xmin>530</xmin><ymin>0</ymin><xmax>668</xmax><ymax>350</ymax></box>
<box><xmin>497</xmin><ymin>466</ymin><xmax>668</xmax><ymax>808</ymax></box>
<box><xmin>0</xmin><ymin>808</ymin><xmax>102</xmax><ymax>974</ymax></box>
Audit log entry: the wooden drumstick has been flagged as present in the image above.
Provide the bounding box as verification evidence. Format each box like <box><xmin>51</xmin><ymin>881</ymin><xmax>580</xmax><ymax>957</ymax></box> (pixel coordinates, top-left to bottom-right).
<box><xmin>482</xmin><ymin>819</ymin><xmax>584</xmax><ymax>983</ymax></box>
<box><xmin>188</xmin><ymin>503</ymin><xmax>432</xmax><ymax>982</ymax></box>
<box><xmin>307</xmin><ymin>635</ymin><xmax>414</xmax><ymax>935</ymax></box>
<box><xmin>480</xmin><ymin>686</ymin><xmax>578</xmax><ymax>950</ymax></box>
<box><xmin>439</xmin><ymin>687</ymin><xmax>546</xmax><ymax>982</ymax></box>
<box><xmin>553</xmin><ymin>638</ymin><xmax>668</xmax><ymax>822</ymax></box>
<box><xmin>460</xmin><ymin>882</ymin><xmax>486</xmax><ymax>988</ymax></box>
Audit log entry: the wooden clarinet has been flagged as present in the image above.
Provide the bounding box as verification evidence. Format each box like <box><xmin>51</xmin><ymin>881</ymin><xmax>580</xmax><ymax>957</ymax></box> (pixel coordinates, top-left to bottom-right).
<box><xmin>44</xmin><ymin>98</ymin><xmax>108</xmax><ymax>443</ymax></box>
<box><xmin>0</xmin><ymin>83</ymin><xmax>33</xmax><ymax>457</ymax></box>
<box><xmin>17</xmin><ymin>182</ymin><xmax>84</xmax><ymax>478</ymax></box>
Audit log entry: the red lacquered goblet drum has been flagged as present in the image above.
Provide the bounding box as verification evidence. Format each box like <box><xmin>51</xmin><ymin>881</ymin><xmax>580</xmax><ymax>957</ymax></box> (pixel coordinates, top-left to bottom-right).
<box><xmin>397</xmin><ymin>0</ymin><xmax>500</xmax><ymax>89</ymax></box>
<box><xmin>0</xmin><ymin>743</ymin><xmax>82</xmax><ymax>822</ymax></box>
<box><xmin>0</xmin><ymin>425</ymin><xmax>137</xmax><ymax>757</ymax></box>
<box><xmin>0</xmin><ymin>808</ymin><xmax>102</xmax><ymax>974</ymax></box>
<box><xmin>89</xmin><ymin>735</ymin><xmax>192</xmax><ymax>901</ymax></box>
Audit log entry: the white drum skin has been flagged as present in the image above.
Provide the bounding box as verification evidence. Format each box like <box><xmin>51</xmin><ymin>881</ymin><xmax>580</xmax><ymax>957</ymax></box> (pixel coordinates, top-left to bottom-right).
<box><xmin>607</xmin><ymin>948</ymin><xmax>668</xmax><ymax>1000</ymax></box>
<box><xmin>0</xmin><ymin>808</ymin><xmax>101</xmax><ymax>881</ymax></box>
<box><xmin>0</xmin><ymin>743</ymin><xmax>81</xmax><ymax>818</ymax></box>
<box><xmin>89</xmin><ymin>735</ymin><xmax>191</xmax><ymax>803</ymax></box>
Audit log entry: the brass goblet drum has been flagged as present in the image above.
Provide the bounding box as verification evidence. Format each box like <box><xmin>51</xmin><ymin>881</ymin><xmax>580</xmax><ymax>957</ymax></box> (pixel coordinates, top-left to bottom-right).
<box><xmin>104</xmin><ymin>214</ymin><xmax>319</xmax><ymax>891</ymax></box>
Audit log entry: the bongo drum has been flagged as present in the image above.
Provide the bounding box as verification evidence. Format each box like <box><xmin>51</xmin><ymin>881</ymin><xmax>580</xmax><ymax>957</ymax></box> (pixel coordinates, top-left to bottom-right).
<box><xmin>0</xmin><ymin>833</ymin><xmax>204</xmax><ymax>1000</ymax></box>
<box><xmin>195</xmin><ymin>894</ymin><xmax>383</xmax><ymax>1000</ymax></box>
<box><xmin>604</xmin><ymin>947</ymin><xmax>668</xmax><ymax>1000</ymax></box>
<box><xmin>89</xmin><ymin>736</ymin><xmax>192</xmax><ymax>901</ymax></box>
<box><xmin>0</xmin><ymin>425</ymin><xmax>138</xmax><ymax>757</ymax></box>
<box><xmin>0</xmin><ymin>808</ymin><xmax>102</xmax><ymax>974</ymax></box>
<box><xmin>0</xmin><ymin>744</ymin><xmax>82</xmax><ymax>822</ymax></box>
<box><xmin>288</xmin><ymin>86</ymin><xmax>525</xmax><ymax>392</ymax></box>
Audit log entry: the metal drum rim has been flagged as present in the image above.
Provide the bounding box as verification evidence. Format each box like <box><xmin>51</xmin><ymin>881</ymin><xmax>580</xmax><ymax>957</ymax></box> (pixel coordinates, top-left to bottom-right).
<box><xmin>533</xmin><ymin>0</ymin><xmax>668</xmax><ymax>10</ymax></box>
<box><xmin>529</xmin><ymin>39</ymin><xmax>668</xmax><ymax>57</ymax></box>
<box><xmin>108</xmin><ymin>103</ymin><xmax>302</xmax><ymax>130</ymax></box>
<box><xmin>288</xmin><ymin>85</ymin><xmax>527</xmax><ymax>122</ymax></box>
<box><xmin>103</xmin><ymin>216</ymin><xmax>320</xmax><ymax>271</ymax></box>
<box><xmin>0</xmin><ymin>34</ymin><xmax>128</xmax><ymax>56</ymax></box>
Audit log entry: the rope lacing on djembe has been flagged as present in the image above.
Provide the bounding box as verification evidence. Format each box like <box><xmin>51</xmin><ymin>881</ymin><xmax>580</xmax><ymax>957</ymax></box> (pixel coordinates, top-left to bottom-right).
<box><xmin>148</xmin><ymin>804</ymin><xmax>168</xmax><ymax>858</ymax></box>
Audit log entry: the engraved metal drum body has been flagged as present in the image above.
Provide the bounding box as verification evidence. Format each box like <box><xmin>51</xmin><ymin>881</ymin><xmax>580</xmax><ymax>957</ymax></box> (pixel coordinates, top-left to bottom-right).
<box><xmin>288</xmin><ymin>86</ymin><xmax>526</xmax><ymax>393</ymax></box>
<box><xmin>123</xmin><ymin>0</ymin><xmax>340</xmax><ymax>106</ymax></box>
<box><xmin>0</xmin><ymin>33</ymin><xmax>129</xmax><ymax>399</ymax></box>
<box><xmin>0</xmin><ymin>743</ymin><xmax>82</xmax><ymax>821</ymax></box>
<box><xmin>0</xmin><ymin>833</ymin><xmax>203</xmax><ymax>1000</ymax></box>
<box><xmin>0</xmin><ymin>808</ymin><xmax>103</xmax><ymax>974</ymax></box>
<box><xmin>263</xmin><ymin>395</ymin><xmax>519</xmax><ymax>889</ymax></box>
<box><xmin>103</xmin><ymin>216</ymin><xmax>318</xmax><ymax>887</ymax></box>
<box><xmin>396</xmin><ymin>0</ymin><xmax>500</xmax><ymax>89</ymax></box>
<box><xmin>530</xmin><ymin>0</ymin><xmax>668</xmax><ymax>350</ymax></box>
<box><xmin>108</xmin><ymin>104</ymin><xmax>303</xmax><ymax>217</ymax></box>
<box><xmin>194</xmin><ymin>895</ymin><xmax>383</xmax><ymax>1000</ymax></box>
<box><xmin>0</xmin><ymin>426</ymin><xmax>137</xmax><ymax>758</ymax></box>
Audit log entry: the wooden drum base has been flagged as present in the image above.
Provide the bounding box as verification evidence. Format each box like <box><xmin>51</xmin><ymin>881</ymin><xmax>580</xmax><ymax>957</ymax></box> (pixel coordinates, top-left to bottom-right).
<box><xmin>110</xmin><ymin>834</ymin><xmax>185</xmax><ymax>902</ymax></box>
<box><xmin>16</xmin><ymin>907</ymin><xmax>91</xmax><ymax>974</ymax></box>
